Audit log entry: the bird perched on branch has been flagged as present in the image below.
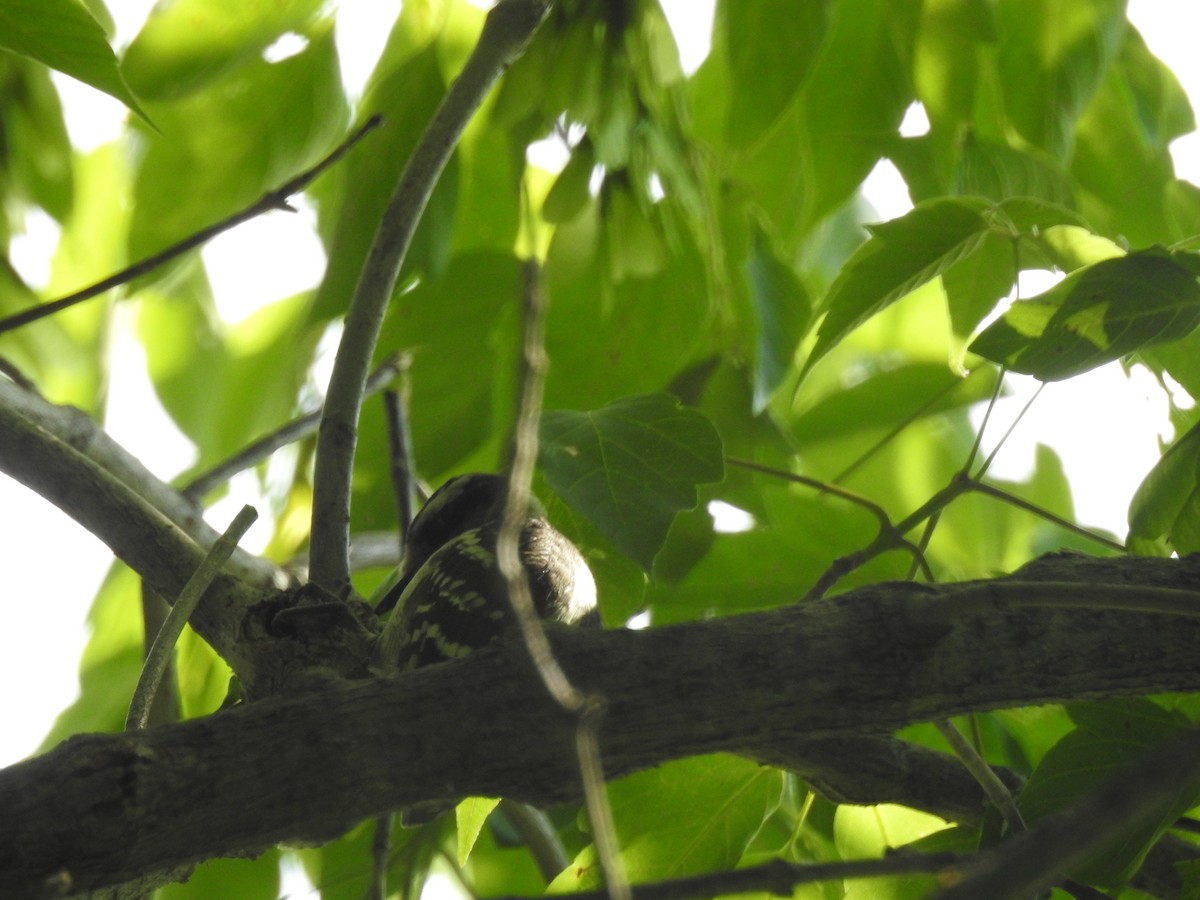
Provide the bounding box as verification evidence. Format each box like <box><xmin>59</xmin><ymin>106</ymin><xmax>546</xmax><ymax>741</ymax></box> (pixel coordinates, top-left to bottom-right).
<box><xmin>375</xmin><ymin>472</ymin><xmax>597</xmax><ymax>671</ymax></box>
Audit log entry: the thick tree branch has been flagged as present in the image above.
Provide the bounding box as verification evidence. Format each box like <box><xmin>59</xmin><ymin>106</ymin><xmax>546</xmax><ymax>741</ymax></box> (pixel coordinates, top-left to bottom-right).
<box><xmin>0</xmin><ymin>376</ymin><xmax>281</xmax><ymax>591</ymax></box>
<box><xmin>0</xmin><ymin>380</ymin><xmax>281</xmax><ymax>679</ymax></box>
<box><xmin>5</xmin><ymin>553</ymin><xmax>1200</xmax><ymax>895</ymax></box>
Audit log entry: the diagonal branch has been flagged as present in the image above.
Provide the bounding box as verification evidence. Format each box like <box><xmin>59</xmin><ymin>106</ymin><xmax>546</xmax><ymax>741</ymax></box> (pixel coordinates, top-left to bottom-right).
<box><xmin>0</xmin><ymin>117</ymin><xmax>381</xmax><ymax>336</ymax></box>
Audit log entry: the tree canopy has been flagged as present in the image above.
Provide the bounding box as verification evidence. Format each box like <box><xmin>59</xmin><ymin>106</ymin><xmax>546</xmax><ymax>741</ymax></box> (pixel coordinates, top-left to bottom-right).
<box><xmin>4</xmin><ymin>1</ymin><xmax>1200</xmax><ymax>898</ymax></box>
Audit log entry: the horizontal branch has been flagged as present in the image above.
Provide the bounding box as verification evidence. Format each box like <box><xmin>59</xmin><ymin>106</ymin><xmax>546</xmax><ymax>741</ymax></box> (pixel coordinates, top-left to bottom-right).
<box><xmin>5</xmin><ymin>553</ymin><xmax>1200</xmax><ymax>895</ymax></box>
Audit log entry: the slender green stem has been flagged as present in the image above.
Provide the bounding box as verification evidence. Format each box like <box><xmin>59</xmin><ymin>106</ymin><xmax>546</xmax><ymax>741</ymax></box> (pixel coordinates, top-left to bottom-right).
<box><xmin>309</xmin><ymin>0</ymin><xmax>552</xmax><ymax>596</ymax></box>
<box><xmin>126</xmin><ymin>505</ymin><xmax>258</xmax><ymax>730</ymax></box>
<box><xmin>967</xmin><ymin>480</ymin><xmax>1125</xmax><ymax>552</ymax></box>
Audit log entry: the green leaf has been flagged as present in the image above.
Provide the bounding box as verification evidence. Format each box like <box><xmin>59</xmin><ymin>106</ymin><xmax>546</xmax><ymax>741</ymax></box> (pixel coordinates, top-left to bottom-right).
<box><xmin>738</xmin><ymin>0</ymin><xmax>919</xmax><ymax>243</ymax></box>
<box><xmin>38</xmin><ymin>565</ymin><xmax>143</xmax><ymax>752</ymax></box>
<box><xmin>1128</xmin><ymin>418</ymin><xmax>1200</xmax><ymax>555</ymax></box>
<box><xmin>552</xmin><ymin>755</ymin><xmax>783</xmax><ymax>891</ymax></box>
<box><xmin>542</xmin><ymin>202</ymin><xmax>711</xmax><ymax>410</ymax></box>
<box><xmin>941</xmin><ymin>233</ymin><xmax>1013</xmax><ymax>342</ymax></box>
<box><xmin>1071</xmin><ymin>27</ymin><xmax>1192</xmax><ymax>247</ymax></box>
<box><xmin>969</xmin><ymin>247</ymin><xmax>1200</xmax><ymax>380</ymax></box>
<box><xmin>746</xmin><ymin>226</ymin><xmax>811</xmax><ymax>411</ymax></box>
<box><xmin>128</xmin><ymin>20</ymin><xmax>349</xmax><ymax>260</ymax></box>
<box><xmin>0</xmin><ymin>0</ymin><xmax>150</xmax><ymax>121</ymax></box>
<box><xmin>718</xmin><ymin>0</ymin><xmax>829</xmax><ymax>148</ymax></box>
<box><xmin>791</xmin><ymin>363</ymin><xmax>999</xmax><ymax>443</ymax></box>
<box><xmin>373</xmin><ymin>251</ymin><xmax>523</xmax><ymax>480</ymax></box>
<box><xmin>957</xmin><ymin>135</ymin><xmax>1074</xmax><ymax>207</ymax></box>
<box><xmin>310</xmin><ymin>6</ymin><xmax>458</xmax><ymax>321</ymax></box>
<box><xmin>1018</xmin><ymin>699</ymin><xmax>1194</xmax><ymax>887</ymax></box>
<box><xmin>123</xmin><ymin>0</ymin><xmax>326</xmax><ymax>100</ymax></box>
<box><xmin>160</xmin><ymin>851</ymin><xmax>280</xmax><ymax>899</ymax></box>
<box><xmin>996</xmin><ymin>0</ymin><xmax>1126</xmax><ymax>158</ymax></box>
<box><xmin>805</xmin><ymin>197</ymin><xmax>991</xmax><ymax>373</ymax></box>
<box><xmin>539</xmin><ymin>394</ymin><xmax>725</xmax><ymax>571</ymax></box>
<box><xmin>1</xmin><ymin>57</ymin><xmax>74</xmax><ymax>223</ymax></box>
<box><xmin>457</xmin><ymin>797</ymin><xmax>500</xmax><ymax>866</ymax></box>
<box><xmin>139</xmin><ymin>279</ymin><xmax>317</xmax><ymax>471</ymax></box>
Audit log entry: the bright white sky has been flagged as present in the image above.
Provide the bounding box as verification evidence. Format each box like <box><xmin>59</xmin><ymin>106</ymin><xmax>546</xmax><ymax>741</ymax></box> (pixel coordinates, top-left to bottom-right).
<box><xmin>0</xmin><ymin>1</ymin><xmax>1194</xmax><ymax>776</ymax></box>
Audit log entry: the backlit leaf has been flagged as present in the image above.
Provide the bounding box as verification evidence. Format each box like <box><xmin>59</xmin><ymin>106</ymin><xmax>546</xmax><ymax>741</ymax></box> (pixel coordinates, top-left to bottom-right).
<box><xmin>969</xmin><ymin>247</ymin><xmax>1200</xmax><ymax>380</ymax></box>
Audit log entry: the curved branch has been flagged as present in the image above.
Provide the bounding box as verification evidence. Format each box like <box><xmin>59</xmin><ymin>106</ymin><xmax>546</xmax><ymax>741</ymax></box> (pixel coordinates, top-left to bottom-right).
<box><xmin>309</xmin><ymin>0</ymin><xmax>552</xmax><ymax>595</ymax></box>
<box><xmin>0</xmin><ymin>376</ymin><xmax>281</xmax><ymax>589</ymax></box>
<box><xmin>0</xmin><ymin>378</ymin><xmax>281</xmax><ymax>676</ymax></box>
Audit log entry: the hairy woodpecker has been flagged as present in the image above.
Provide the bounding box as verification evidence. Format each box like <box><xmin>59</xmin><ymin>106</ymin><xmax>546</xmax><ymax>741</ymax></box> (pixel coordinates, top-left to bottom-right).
<box><xmin>375</xmin><ymin>472</ymin><xmax>597</xmax><ymax>670</ymax></box>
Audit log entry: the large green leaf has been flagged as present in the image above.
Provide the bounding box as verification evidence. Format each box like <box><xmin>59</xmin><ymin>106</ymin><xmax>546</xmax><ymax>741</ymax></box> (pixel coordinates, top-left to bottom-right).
<box><xmin>128</xmin><ymin>20</ymin><xmax>348</xmax><ymax>261</ymax></box>
<box><xmin>0</xmin><ymin>56</ymin><xmax>73</xmax><ymax>224</ymax></box>
<box><xmin>542</xmin><ymin>197</ymin><xmax>712</xmax><ymax>410</ymax></box>
<box><xmin>139</xmin><ymin>278</ymin><xmax>317</xmax><ymax>473</ymax></box>
<box><xmin>1072</xmin><ymin>26</ymin><xmax>1195</xmax><ymax>247</ymax></box>
<box><xmin>995</xmin><ymin>0</ymin><xmax>1126</xmax><ymax>159</ymax></box>
<box><xmin>1018</xmin><ymin>699</ymin><xmax>1195</xmax><ymax>888</ymax></box>
<box><xmin>551</xmin><ymin>755</ymin><xmax>783</xmax><ymax>891</ymax></box>
<box><xmin>717</xmin><ymin>0</ymin><xmax>829</xmax><ymax>149</ymax></box>
<box><xmin>969</xmin><ymin>247</ymin><xmax>1200</xmax><ymax>380</ymax></box>
<box><xmin>805</xmin><ymin>197</ymin><xmax>991</xmax><ymax>373</ymax></box>
<box><xmin>737</xmin><ymin>0</ymin><xmax>918</xmax><ymax>245</ymax></box>
<box><xmin>1127</xmin><ymin>417</ymin><xmax>1200</xmax><ymax>556</ymax></box>
<box><xmin>791</xmin><ymin>363</ymin><xmax>1000</xmax><ymax>443</ymax></box>
<box><xmin>539</xmin><ymin>393</ymin><xmax>724</xmax><ymax>571</ymax></box>
<box><xmin>371</xmin><ymin>251</ymin><xmax>523</xmax><ymax>483</ymax></box>
<box><xmin>0</xmin><ymin>0</ymin><xmax>148</xmax><ymax>120</ymax></box>
<box><xmin>123</xmin><ymin>0</ymin><xmax>326</xmax><ymax>100</ymax></box>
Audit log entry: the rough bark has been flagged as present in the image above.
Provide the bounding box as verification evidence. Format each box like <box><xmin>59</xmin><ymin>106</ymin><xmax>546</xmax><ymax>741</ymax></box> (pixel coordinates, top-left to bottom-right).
<box><xmin>4</xmin><ymin>553</ymin><xmax>1200</xmax><ymax>896</ymax></box>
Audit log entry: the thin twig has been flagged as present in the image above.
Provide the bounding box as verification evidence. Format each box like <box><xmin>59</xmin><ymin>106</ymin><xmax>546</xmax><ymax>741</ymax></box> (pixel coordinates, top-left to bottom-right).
<box><xmin>372</xmin><ymin>355</ymin><xmax>418</xmax><ymax>900</ymax></box>
<box><xmin>496</xmin><ymin>260</ymin><xmax>627</xmax><ymax>900</ymax></box>
<box><xmin>497</xmin><ymin>267</ymin><xmax>581</xmax><ymax>707</ymax></box>
<box><xmin>0</xmin><ymin>118</ymin><xmax>382</xmax><ymax>336</ymax></box>
<box><xmin>494</xmin><ymin>852</ymin><xmax>966</xmax><ymax>900</ymax></box>
<box><xmin>139</xmin><ymin>587</ymin><xmax>180</xmax><ymax>727</ymax></box>
<box><xmin>962</xmin><ymin>366</ymin><xmax>1006</xmax><ymax>475</ymax></box>
<box><xmin>934</xmin><ymin>719</ymin><xmax>1026</xmax><ymax>834</ymax></box>
<box><xmin>966</xmin><ymin>480</ymin><xmax>1126</xmax><ymax>552</ymax></box>
<box><xmin>126</xmin><ymin>505</ymin><xmax>258</xmax><ymax>730</ymax></box>
<box><xmin>309</xmin><ymin>0</ymin><xmax>552</xmax><ymax>596</ymax></box>
<box><xmin>383</xmin><ymin>353</ymin><xmax>418</xmax><ymax>549</ymax></box>
<box><xmin>181</xmin><ymin>358</ymin><xmax>402</xmax><ymax>502</ymax></box>
<box><xmin>976</xmin><ymin>378</ymin><xmax>1044</xmax><ymax>479</ymax></box>
<box><xmin>726</xmin><ymin>457</ymin><xmax>893</xmax><ymax>531</ymax></box>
